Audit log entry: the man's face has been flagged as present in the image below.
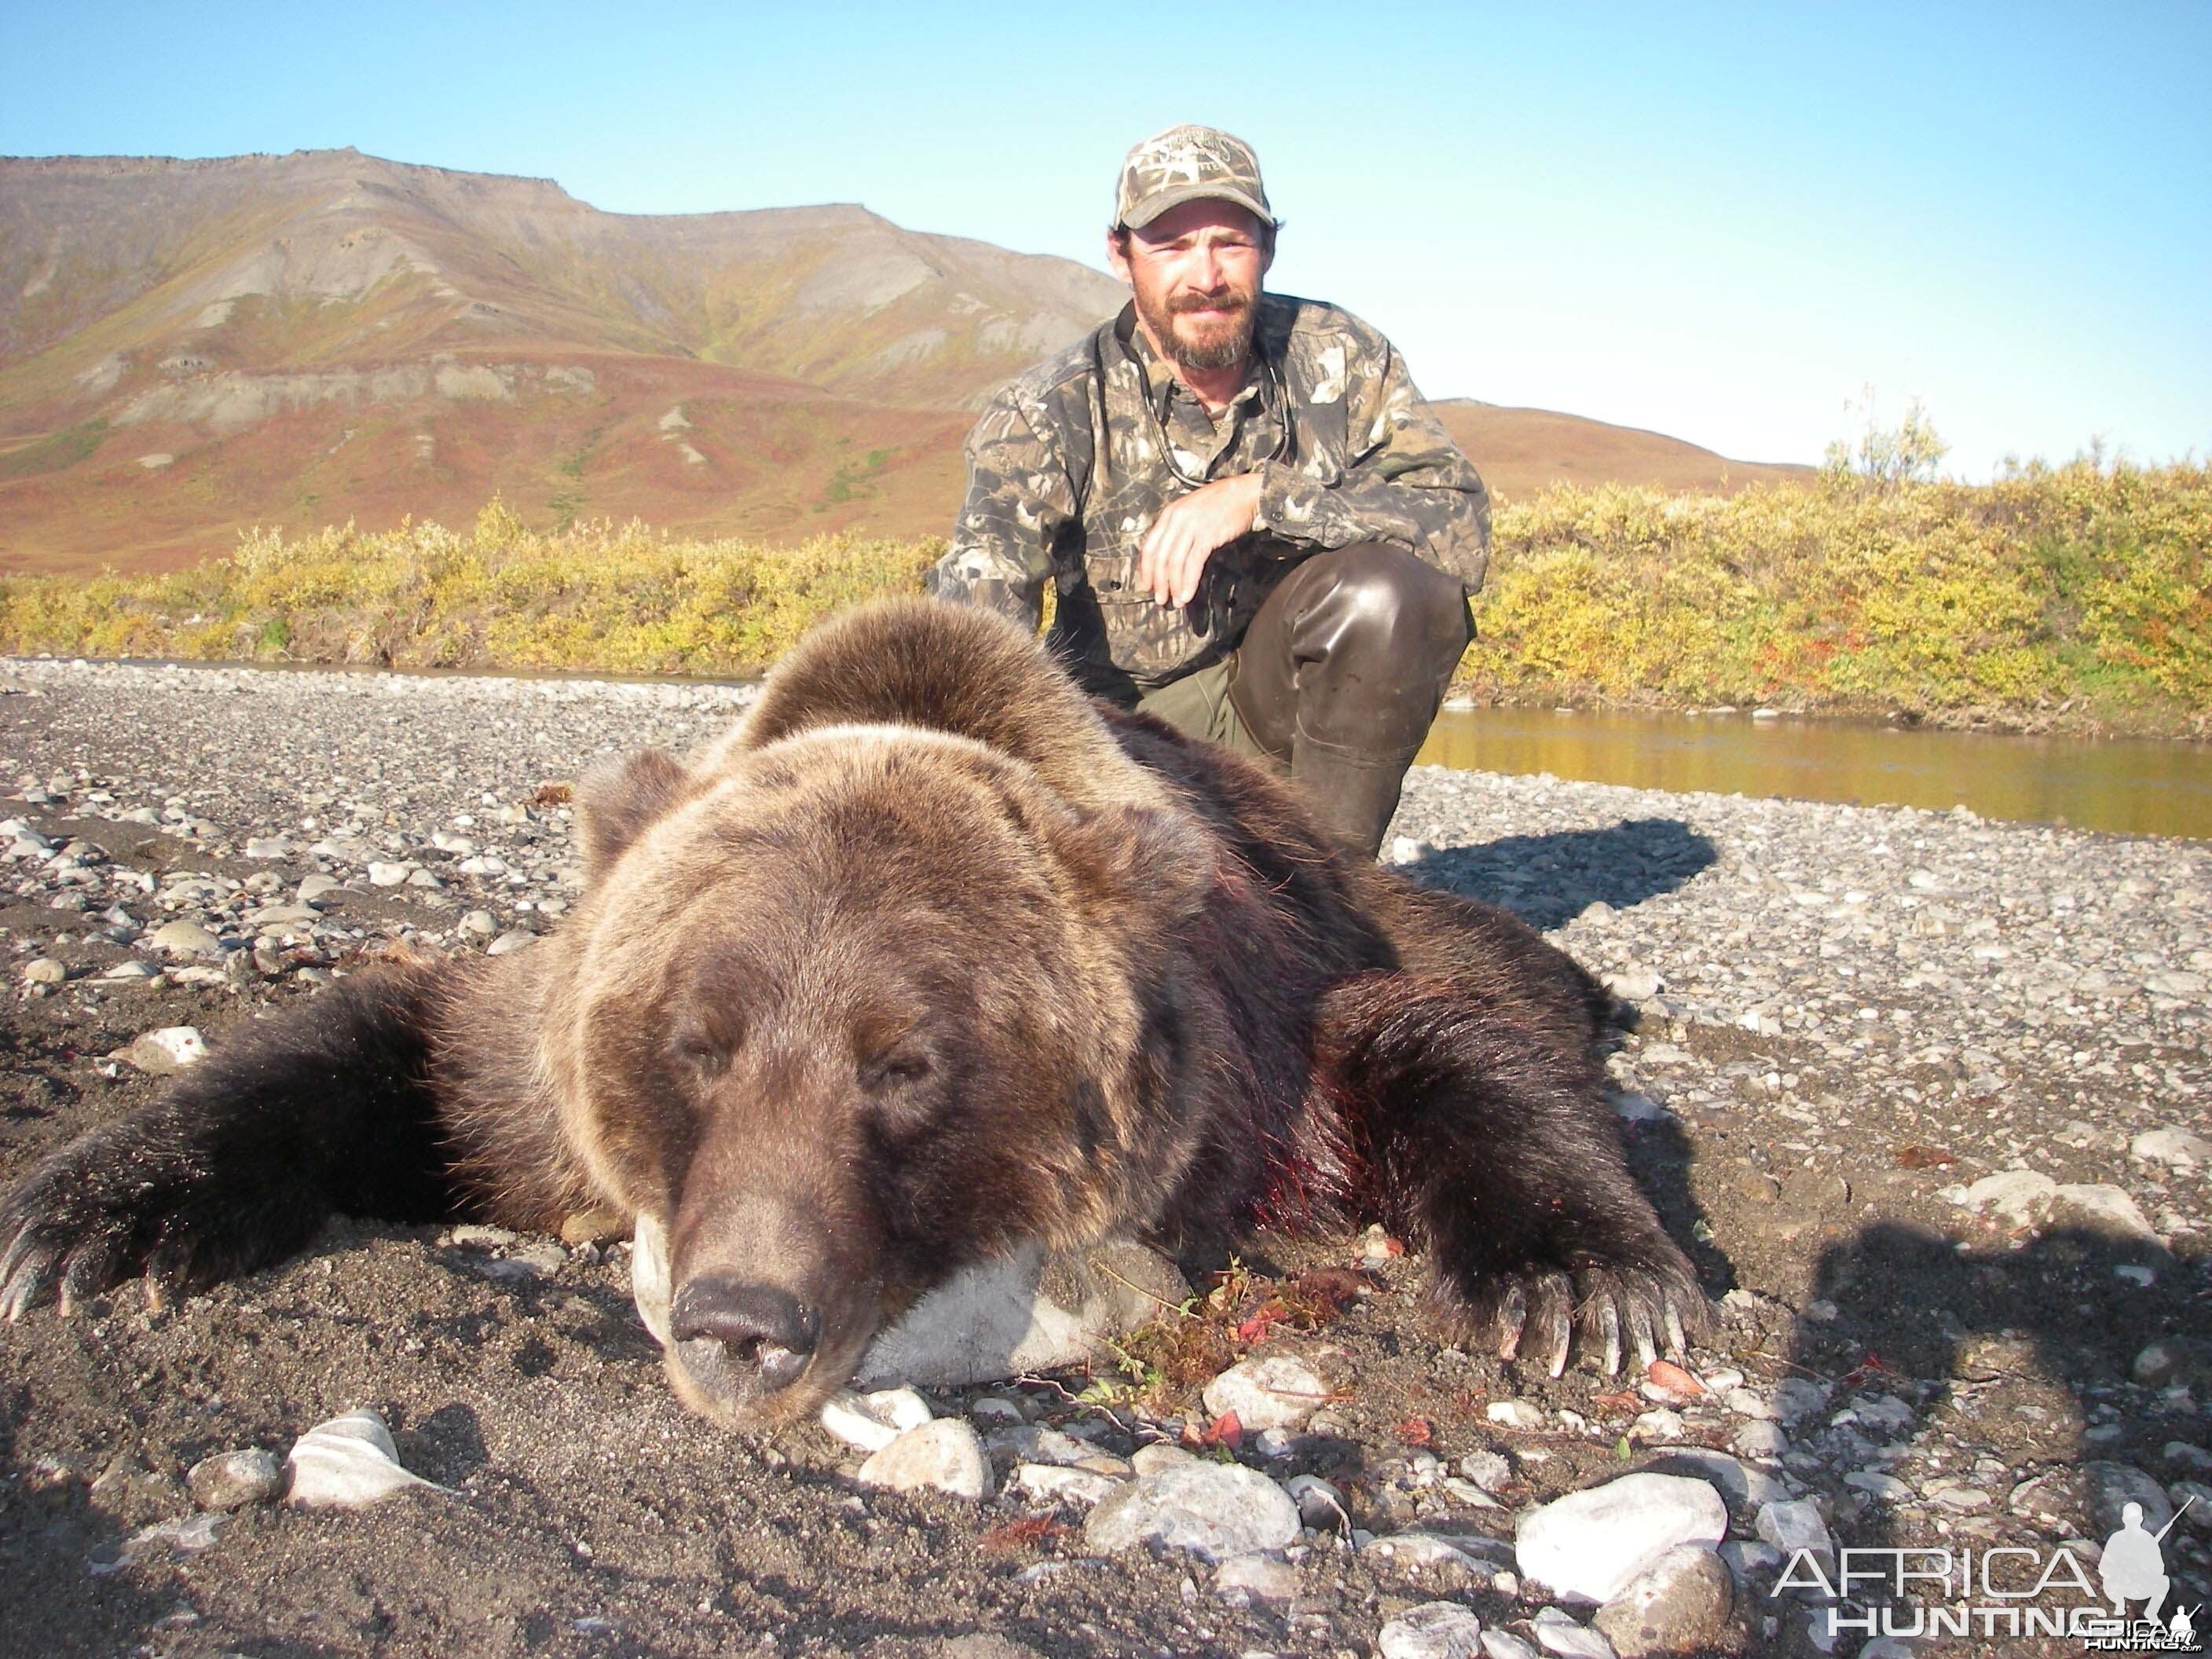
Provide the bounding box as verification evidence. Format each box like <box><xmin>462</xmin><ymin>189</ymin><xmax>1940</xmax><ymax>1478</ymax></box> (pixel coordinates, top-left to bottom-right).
<box><xmin>1107</xmin><ymin>199</ymin><xmax>1273</xmax><ymax>375</ymax></box>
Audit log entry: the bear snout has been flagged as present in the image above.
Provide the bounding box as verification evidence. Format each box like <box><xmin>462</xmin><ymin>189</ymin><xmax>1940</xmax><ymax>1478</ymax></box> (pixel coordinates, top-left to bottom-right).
<box><xmin>669</xmin><ymin>1276</ymin><xmax>820</xmax><ymax>1396</ymax></box>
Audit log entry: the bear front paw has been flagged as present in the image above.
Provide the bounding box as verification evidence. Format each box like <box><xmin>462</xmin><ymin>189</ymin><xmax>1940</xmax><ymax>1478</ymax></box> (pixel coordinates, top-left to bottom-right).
<box><xmin>0</xmin><ymin>1130</ymin><xmax>283</xmax><ymax>1319</ymax></box>
<box><xmin>1438</xmin><ymin>1258</ymin><xmax>1712</xmax><ymax>1380</ymax></box>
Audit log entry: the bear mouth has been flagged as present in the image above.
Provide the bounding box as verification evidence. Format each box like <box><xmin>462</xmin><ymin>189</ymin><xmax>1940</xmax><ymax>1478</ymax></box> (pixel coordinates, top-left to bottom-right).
<box><xmin>632</xmin><ymin>1211</ymin><xmax>876</xmax><ymax>1428</ymax></box>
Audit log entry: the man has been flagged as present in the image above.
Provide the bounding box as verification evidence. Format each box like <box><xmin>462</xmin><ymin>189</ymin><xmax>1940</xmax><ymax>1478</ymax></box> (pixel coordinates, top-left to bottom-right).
<box><xmin>927</xmin><ymin>125</ymin><xmax>1491</xmax><ymax>857</ymax></box>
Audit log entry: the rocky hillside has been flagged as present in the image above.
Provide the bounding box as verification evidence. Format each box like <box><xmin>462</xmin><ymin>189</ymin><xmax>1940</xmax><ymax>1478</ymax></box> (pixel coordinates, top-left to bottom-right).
<box><xmin>0</xmin><ymin>150</ymin><xmax>1807</xmax><ymax>574</ymax></box>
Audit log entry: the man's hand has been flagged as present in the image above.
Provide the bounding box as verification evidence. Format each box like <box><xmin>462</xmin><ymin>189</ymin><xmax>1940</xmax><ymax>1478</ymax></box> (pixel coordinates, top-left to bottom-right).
<box><xmin>1137</xmin><ymin>472</ymin><xmax>1263</xmax><ymax>608</ymax></box>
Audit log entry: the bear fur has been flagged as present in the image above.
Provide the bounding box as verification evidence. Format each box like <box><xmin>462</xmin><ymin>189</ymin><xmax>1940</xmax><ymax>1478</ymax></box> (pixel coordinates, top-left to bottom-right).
<box><xmin>0</xmin><ymin>599</ymin><xmax>1707</xmax><ymax>1428</ymax></box>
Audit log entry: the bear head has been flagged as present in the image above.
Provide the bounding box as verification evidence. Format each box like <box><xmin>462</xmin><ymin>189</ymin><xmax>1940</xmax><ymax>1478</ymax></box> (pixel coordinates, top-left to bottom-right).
<box><xmin>543</xmin><ymin>720</ymin><xmax>1215</xmax><ymax>1428</ymax></box>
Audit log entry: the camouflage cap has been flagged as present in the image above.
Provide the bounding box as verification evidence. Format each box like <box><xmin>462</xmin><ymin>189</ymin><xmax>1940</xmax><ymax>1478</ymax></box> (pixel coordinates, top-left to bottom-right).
<box><xmin>1114</xmin><ymin>125</ymin><xmax>1277</xmax><ymax>232</ymax></box>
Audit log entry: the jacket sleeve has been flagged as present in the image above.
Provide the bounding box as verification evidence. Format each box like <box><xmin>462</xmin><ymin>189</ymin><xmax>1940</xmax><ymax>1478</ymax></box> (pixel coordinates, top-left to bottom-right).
<box><xmin>1250</xmin><ymin>338</ymin><xmax>1492</xmax><ymax>591</ymax></box>
<box><xmin>925</xmin><ymin>390</ymin><xmax>1075</xmax><ymax>628</ymax></box>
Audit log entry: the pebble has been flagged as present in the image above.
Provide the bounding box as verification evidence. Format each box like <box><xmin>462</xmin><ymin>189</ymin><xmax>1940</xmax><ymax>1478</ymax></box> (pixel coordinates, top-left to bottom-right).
<box><xmin>1487</xmin><ymin>1400</ymin><xmax>1546</xmax><ymax>1431</ymax></box>
<box><xmin>149</xmin><ymin>919</ymin><xmax>222</xmax><ymax>957</ymax></box>
<box><xmin>186</xmin><ymin>1448</ymin><xmax>285</xmax><ymax>1510</ymax></box>
<box><xmin>1084</xmin><ymin>1459</ymin><xmax>1300</xmax><ymax>1562</ymax></box>
<box><xmin>1284</xmin><ymin>1473</ymin><xmax>1350</xmax><ymax>1530</ymax></box>
<box><xmin>1211</xmin><ymin>1552</ymin><xmax>1299</xmax><ymax>1606</ymax></box>
<box><xmin>855</xmin><ymin>1419</ymin><xmax>991</xmax><ymax>1501</ymax></box>
<box><xmin>125</xmin><ymin>1025</ymin><xmax>207</xmax><ymax>1074</ymax></box>
<box><xmin>1013</xmin><ymin>1463</ymin><xmax>1118</xmax><ymax>1507</ymax></box>
<box><xmin>21</xmin><ymin>956</ymin><xmax>68</xmax><ymax>983</ymax></box>
<box><xmin>1481</xmin><ymin>1633</ymin><xmax>1540</xmax><ymax>1659</ymax></box>
<box><xmin>819</xmin><ymin>1387</ymin><xmax>934</xmax><ymax>1453</ymax></box>
<box><xmin>1531</xmin><ymin>1606</ymin><xmax>1617</xmax><ymax>1657</ymax></box>
<box><xmin>1645</xmin><ymin>1449</ymin><xmax>1788</xmax><ymax>1514</ymax></box>
<box><xmin>1202</xmin><ymin>1354</ymin><xmax>1330</xmax><ymax>1432</ymax></box>
<box><xmin>1515</xmin><ymin>1474</ymin><xmax>1727</xmax><ymax>1604</ymax></box>
<box><xmin>1732</xmin><ymin>1421</ymin><xmax>1788</xmax><ymax>1462</ymax></box>
<box><xmin>2130</xmin><ymin>1126</ymin><xmax>2211</xmax><ymax>1167</ymax></box>
<box><xmin>1377</xmin><ymin>1602</ymin><xmax>1486</xmax><ymax>1659</ymax></box>
<box><xmin>285</xmin><ymin>1409</ymin><xmax>448</xmax><ymax>1507</ymax></box>
<box><xmin>1591</xmin><ymin>1544</ymin><xmax>1732</xmax><ymax>1657</ymax></box>
<box><xmin>1753</xmin><ymin>1500</ymin><xmax>1834</xmax><ymax>1580</ymax></box>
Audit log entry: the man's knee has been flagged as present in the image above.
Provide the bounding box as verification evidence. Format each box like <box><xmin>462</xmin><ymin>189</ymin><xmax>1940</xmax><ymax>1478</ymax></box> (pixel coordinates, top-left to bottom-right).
<box><xmin>1296</xmin><ymin>541</ymin><xmax>1471</xmax><ymax>671</ymax></box>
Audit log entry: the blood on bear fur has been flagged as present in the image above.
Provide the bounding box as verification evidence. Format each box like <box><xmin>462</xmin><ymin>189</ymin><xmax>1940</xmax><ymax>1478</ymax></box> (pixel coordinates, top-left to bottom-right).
<box><xmin>0</xmin><ymin>599</ymin><xmax>1708</xmax><ymax>1428</ymax></box>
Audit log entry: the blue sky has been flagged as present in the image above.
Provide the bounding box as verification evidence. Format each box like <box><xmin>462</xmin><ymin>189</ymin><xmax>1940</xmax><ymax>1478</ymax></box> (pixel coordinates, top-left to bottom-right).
<box><xmin>5</xmin><ymin>1</ymin><xmax>2208</xmax><ymax>478</ymax></box>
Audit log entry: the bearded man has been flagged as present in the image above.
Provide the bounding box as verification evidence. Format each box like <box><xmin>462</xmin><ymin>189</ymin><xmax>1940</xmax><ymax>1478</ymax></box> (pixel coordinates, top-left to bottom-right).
<box><xmin>926</xmin><ymin>125</ymin><xmax>1490</xmax><ymax>856</ymax></box>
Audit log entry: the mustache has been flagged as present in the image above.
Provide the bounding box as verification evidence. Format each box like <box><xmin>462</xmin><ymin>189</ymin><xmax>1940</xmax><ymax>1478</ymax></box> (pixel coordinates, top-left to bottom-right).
<box><xmin>1167</xmin><ymin>290</ymin><xmax>1252</xmax><ymax>317</ymax></box>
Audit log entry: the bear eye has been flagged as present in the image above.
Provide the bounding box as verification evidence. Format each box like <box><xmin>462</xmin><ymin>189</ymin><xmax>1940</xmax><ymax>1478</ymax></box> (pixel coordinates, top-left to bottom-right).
<box><xmin>859</xmin><ymin>1050</ymin><xmax>932</xmax><ymax>1093</ymax></box>
<box><xmin>669</xmin><ymin>1030</ymin><xmax>729</xmax><ymax>1078</ymax></box>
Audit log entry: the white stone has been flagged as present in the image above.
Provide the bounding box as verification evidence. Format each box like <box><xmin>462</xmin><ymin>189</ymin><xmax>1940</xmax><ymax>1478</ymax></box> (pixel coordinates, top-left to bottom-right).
<box><xmin>2050</xmin><ymin>1183</ymin><xmax>2161</xmax><ymax>1242</ymax></box>
<box><xmin>150</xmin><ymin>919</ymin><xmax>223</xmax><ymax>957</ymax></box>
<box><xmin>1285</xmin><ymin>1473</ymin><xmax>1350</xmax><ymax>1530</ymax></box>
<box><xmin>21</xmin><ymin>957</ymin><xmax>67</xmax><ymax>983</ymax></box>
<box><xmin>1378</xmin><ymin>1601</ymin><xmax>1486</xmax><ymax>1659</ymax></box>
<box><xmin>286</xmin><ymin>1409</ymin><xmax>448</xmax><ymax>1507</ymax></box>
<box><xmin>852</xmin><ymin>1236</ymin><xmax>1187</xmax><ymax>1389</ymax></box>
<box><xmin>1591</xmin><ymin>1544</ymin><xmax>1733</xmax><ymax>1658</ymax></box>
<box><xmin>126</xmin><ymin>1026</ymin><xmax>207</xmax><ymax>1074</ymax></box>
<box><xmin>366</xmin><ymin>862</ymin><xmax>410</xmax><ymax>887</ymax></box>
<box><xmin>819</xmin><ymin>1387</ymin><xmax>933</xmax><ymax>1452</ymax></box>
<box><xmin>1481</xmin><ymin>1633</ymin><xmax>1540</xmax><ymax>1659</ymax></box>
<box><xmin>1488</xmin><ymin>1400</ymin><xmax>1546</xmax><ymax>1430</ymax></box>
<box><xmin>855</xmin><ymin>1419</ymin><xmax>991</xmax><ymax>1501</ymax></box>
<box><xmin>1515</xmin><ymin>1474</ymin><xmax>1727</xmax><ymax>1604</ymax></box>
<box><xmin>1013</xmin><ymin>1463</ymin><xmax>1119</xmax><ymax>1507</ymax></box>
<box><xmin>1531</xmin><ymin>1606</ymin><xmax>1617</xmax><ymax>1657</ymax></box>
<box><xmin>1084</xmin><ymin>1459</ymin><xmax>1300</xmax><ymax>1562</ymax></box>
<box><xmin>1367</xmin><ymin>1529</ymin><xmax>1507</xmax><ymax>1570</ymax></box>
<box><xmin>1733</xmin><ymin>1421</ymin><xmax>1789</xmax><ymax>1461</ymax></box>
<box><xmin>2132</xmin><ymin>1127</ymin><xmax>2212</xmax><ymax>1168</ymax></box>
<box><xmin>1203</xmin><ymin>1354</ymin><xmax>1331</xmax><ymax>1432</ymax></box>
<box><xmin>486</xmin><ymin>929</ymin><xmax>538</xmax><ymax>955</ymax></box>
<box><xmin>1213</xmin><ymin>1551</ymin><xmax>1299</xmax><ymax>1604</ymax></box>
<box><xmin>1753</xmin><ymin>1499</ymin><xmax>1834</xmax><ymax>1580</ymax></box>
<box><xmin>1953</xmin><ymin>1168</ymin><xmax>2056</xmax><ymax>1222</ymax></box>
<box><xmin>244</xmin><ymin>836</ymin><xmax>295</xmax><ymax>859</ymax></box>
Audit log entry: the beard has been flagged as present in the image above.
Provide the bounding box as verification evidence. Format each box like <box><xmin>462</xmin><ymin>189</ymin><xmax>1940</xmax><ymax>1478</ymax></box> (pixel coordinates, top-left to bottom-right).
<box><xmin>1136</xmin><ymin>283</ymin><xmax>1259</xmax><ymax>373</ymax></box>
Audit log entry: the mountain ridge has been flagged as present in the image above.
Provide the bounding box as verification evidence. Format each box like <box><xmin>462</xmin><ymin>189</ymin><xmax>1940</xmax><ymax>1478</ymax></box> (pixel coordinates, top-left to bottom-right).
<box><xmin>0</xmin><ymin>149</ymin><xmax>1810</xmax><ymax>575</ymax></box>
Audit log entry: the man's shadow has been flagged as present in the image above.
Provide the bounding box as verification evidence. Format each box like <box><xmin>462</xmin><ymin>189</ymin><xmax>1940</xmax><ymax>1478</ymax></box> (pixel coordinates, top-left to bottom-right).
<box><xmin>1400</xmin><ymin>817</ymin><xmax>1718</xmax><ymax>931</ymax></box>
<box><xmin>1781</xmin><ymin>1218</ymin><xmax>2207</xmax><ymax>1631</ymax></box>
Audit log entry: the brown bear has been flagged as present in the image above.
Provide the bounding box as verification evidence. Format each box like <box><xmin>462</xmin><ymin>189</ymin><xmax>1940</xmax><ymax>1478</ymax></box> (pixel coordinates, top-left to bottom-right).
<box><xmin>0</xmin><ymin>599</ymin><xmax>1708</xmax><ymax>1428</ymax></box>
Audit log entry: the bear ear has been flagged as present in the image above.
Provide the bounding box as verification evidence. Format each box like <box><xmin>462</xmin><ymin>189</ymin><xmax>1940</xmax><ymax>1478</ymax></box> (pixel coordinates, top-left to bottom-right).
<box><xmin>575</xmin><ymin>749</ymin><xmax>692</xmax><ymax>881</ymax></box>
<box><xmin>1046</xmin><ymin>802</ymin><xmax>1217</xmax><ymax>926</ymax></box>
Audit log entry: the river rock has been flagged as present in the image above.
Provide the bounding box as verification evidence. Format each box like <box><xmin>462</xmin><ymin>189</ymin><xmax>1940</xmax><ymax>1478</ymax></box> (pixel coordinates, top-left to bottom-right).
<box><xmin>1753</xmin><ymin>1500</ymin><xmax>1835</xmax><ymax>1580</ymax></box>
<box><xmin>2084</xmin><ymin>1462</ymin><xmax>2172</xmax><ymax>1536</ymax></box>
<box><xmin>286</xmin><ymin>1409</ymin><xmax>447</xmax><ymax>1507</ymax></box>
<box><xmin>1530</xmin><ymin>1606</ymin><xmax>1617</xmax><ymax>1657</ymax></box>
<box><xmin>819</xmin><ymin>1387</ymin><xmax>933</xmax><ymax>1453</ymax></box>
<box><xmin>187</xmin><ymin>1448</ymin><xmax>285</xmax><ymax>1510</ymax></box>
<box><xmin>855</xmin><ymin>1419</ymin><xmax>991</xmax><ymax>1501</ymax></box>
<box><xmin>149</xmin><ymin>919</ymin><xmax>223</xmax><ymax>957</ymax></box>
<box><xmin>1213</xmin><ymin>1551</ymin><xmax>1300</xmax><ymax>1605</ymax></box>
<box><xmin>1591</xmin><ymin>1544</ymin><xmax>1733</xmax><ymax>1656</ymax></box>
<box><xmin>126</xmin><ymin>1026</ymin><xmax>207</xmax><ymax>1074</ymax></box>
<box><xmin>1084</xmin><ymin>1459</ymin><xmax>1300</xmax><ymax>1562</ymax></box>
<box><xmin>1515</xmin><ymin>1474</ymin><xmax>1727</xmax><ymax>1603</ymax></box>
<box><xmin>1202</xmin><ymin>1354</ymin><xmax>1330</xmax><ymax>1432</ymax></box>
<box><xmin>1645</xmin><ymin>1449</ymin><xmax>1789</xmax><ymax>1514</ymax></box>
<box><xmin>21</xmin><ymin>957</ymin><xmax>68</xmax><ymax>984</ymax></box>
<box><xmin>1013</xmin><ymin>1463</ymin><xmax>1119</xmax><ymax>1507</ymax></box>
<box><xmin>2131</xmin><ymin>1127</ymin><xmax>2211</xmax><ymax>1168</ymax></box>
<box><xmin>1378</xmin><ymin>1602</ymin><xmax>1486</xmax><ymax>1659</ymax></box>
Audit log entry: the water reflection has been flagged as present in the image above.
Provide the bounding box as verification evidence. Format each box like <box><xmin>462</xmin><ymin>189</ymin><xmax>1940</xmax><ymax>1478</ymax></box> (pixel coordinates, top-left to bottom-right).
<box><xmin>1415</xmin><ymin>707</ymin><xmax>2210</xmax><ymax>840</ymax></box>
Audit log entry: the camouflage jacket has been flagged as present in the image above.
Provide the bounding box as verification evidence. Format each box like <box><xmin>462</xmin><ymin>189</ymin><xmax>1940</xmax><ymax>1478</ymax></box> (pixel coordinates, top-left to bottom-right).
<box><xmin>926</xmin><ymin>295</ymin><xmax>1491</xmax><ymax>695</ymax></box>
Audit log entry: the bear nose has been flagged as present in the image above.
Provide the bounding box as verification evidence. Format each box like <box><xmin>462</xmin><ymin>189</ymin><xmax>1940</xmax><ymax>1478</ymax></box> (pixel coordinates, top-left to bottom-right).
<box><xmin>668</xmin><ymin>1277</ymin><xmax>820</xmax><ymax>1393</ymax></box>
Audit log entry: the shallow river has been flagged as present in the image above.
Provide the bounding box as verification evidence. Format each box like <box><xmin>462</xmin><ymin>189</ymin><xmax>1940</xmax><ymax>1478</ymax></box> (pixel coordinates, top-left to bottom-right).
<box><xmin>1415</xmin><ymin>705</ymin><xmax>2210</xmax><ymax>840</ymax></box>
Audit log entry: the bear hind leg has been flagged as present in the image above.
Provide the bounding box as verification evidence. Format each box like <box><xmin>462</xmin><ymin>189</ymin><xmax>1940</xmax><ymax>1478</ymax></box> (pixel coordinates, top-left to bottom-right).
<box><xmin>1321</xmin><ymin>973</ymin><xmax>1710</xmax><ymax>1379</ymax></box>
